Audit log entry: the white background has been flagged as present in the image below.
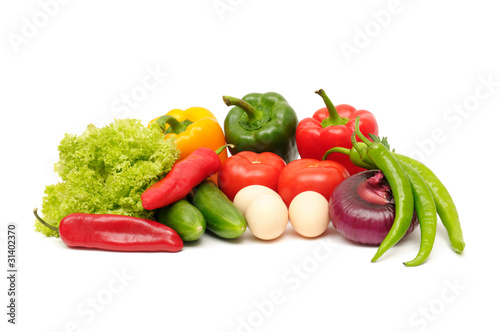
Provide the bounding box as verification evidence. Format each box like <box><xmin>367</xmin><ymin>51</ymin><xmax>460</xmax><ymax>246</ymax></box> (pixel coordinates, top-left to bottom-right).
<box><xmin>1</xmin><ymin>1</ymin><xmax>499</xmax><ymax>331</ymax></box>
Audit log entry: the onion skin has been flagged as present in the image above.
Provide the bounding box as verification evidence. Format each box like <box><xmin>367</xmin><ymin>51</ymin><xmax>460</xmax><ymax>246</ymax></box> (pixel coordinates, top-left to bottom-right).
<box><xmin>329</xmin><ymin>170</ymin><xmax>418</xmax><ymax>245</ymax></box>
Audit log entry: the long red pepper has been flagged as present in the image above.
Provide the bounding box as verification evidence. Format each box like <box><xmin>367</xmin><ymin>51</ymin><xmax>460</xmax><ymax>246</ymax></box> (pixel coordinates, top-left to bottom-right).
<box><xmin>34</xmin><ymin>208</ymin><xmax>183</xmax><ymax>252</ymax></box>
<box><xmin>141</xmin><ymin>144</ymin><xmax>233</xmax><ymax>210</ymax></box>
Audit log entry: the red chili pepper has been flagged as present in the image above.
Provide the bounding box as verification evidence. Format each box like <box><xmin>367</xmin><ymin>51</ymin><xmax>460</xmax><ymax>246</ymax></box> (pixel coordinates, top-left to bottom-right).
<box><xmin>295</xmin><ymin>89</ymin><xmax>378</xmax><ymax>175</ymax></box>
<box><xmin>217</xmin><ymin>151</ymin><xmax>286</xmax><ymax>201</ymax></box>
<box><xmin>141</xmin><ymin>144</ymin><xmax>233</xmax><ymax>210</ymax></box>
<box><xmin>33</xmin><ymin>209</ymin><xmax>183</xmax><ymax>252</ymax></box>
<box><xmin>277</xmin><ymin>158</ymin><xmax>349</xmax><ymax>207</ymax></box>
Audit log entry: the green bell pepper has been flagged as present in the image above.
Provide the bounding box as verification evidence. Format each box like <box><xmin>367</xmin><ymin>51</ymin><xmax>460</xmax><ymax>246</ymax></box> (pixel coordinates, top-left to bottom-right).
<box><xmin>222</xmin><ymin>92</ymin><xmax>299</xmax><ymax>163</ymax></box>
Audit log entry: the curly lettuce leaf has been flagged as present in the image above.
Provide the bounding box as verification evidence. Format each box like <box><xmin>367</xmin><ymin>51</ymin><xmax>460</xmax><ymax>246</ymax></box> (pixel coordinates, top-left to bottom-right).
<box><xmin>36</xmin><ymin>119</ymin><xmax>179</xmax><ymax>237</ymax></box>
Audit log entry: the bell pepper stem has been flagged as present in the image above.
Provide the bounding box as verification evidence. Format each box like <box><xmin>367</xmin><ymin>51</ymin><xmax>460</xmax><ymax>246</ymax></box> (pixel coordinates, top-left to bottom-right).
<box><xmin>322</xmin><ymin>147</ymin><xmax>351</xmax><ymax>160</ymax></box>
<box><xmin>223</xmin><ymin>96</ymin><xmax>263</xmax><ymax>123</ymax></box>
<box><xmin>223</xmin><ymin>95</ymin><xmax>273</xmax><ymax>131</ymax></box>
<box><xmin>315</xmin><ymin>89</ymin><xmax>349</xmax><ymax>127</ymax></box>
<box><xmin>33</xmin><ymin>208</ymin><xmax>59</xmax><ymax>233</ymax></box>
<box><xmin>159</xmin><ymin>115</ymin><xmax>189</xmax><ymax>134</ymax></box>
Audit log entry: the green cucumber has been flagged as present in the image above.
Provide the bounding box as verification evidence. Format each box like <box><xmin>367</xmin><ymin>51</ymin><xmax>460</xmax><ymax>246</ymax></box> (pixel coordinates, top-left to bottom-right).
<box><xmin>189</xmin><ymin>180</ymin><xmax>247</xmax><ymax>239</ymax></box>
<box><xmin>155</xmin><ymin>199</ymin><xmax>206</xmax><ymax>241</ymax></box>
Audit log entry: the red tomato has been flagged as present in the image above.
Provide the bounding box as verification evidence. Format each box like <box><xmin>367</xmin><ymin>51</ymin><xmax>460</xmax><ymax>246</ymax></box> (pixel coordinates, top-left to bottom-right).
<box><xmin>278</xmin><ymin>158</ymin><xmax>349</xmax><ymax>207</ymax></box>
<box><xmin>217</xmin><ymin>151</ymin><xmax>286</xmax><ymax>201</ymax></box>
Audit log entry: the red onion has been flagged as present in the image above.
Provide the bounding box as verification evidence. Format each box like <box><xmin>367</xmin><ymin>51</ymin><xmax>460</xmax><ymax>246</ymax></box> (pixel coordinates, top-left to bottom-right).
<box><xmin>329</xmin><ymin>170</ymin><xmax>418</xmax><ymax>245</ymax></box>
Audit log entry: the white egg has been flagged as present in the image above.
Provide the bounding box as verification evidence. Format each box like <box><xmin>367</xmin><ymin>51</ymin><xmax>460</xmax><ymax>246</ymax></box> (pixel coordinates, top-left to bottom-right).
<box><xmin>289</xmin><ymin>191</ymin><xmax>330</xmax><ymax>238</ymax></box>
<box><xmin>245</xmin><ymin>194</ymin><xmax>288</xmax><ymax>240</ymax></box>
<box><xmin>233</xmin><ymin>185</ymin><xmax>281</xmax><ymax>215</ymax></box>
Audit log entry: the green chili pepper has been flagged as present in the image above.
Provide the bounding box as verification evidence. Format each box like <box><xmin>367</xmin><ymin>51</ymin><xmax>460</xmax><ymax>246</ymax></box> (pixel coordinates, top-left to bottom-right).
<box><xmin>326</xmin><ymin>141</ymin><xmax>464</xmax><ymax>257</ymax></box>
<box><xmin>399</xmin><ymin>161</ymin><xmax>437</xmax><ymax>266</ymax></box>
<box><xmin>223</xmin><ymin>92</ymin><xmax>299</xmax><ymax>163</ymax></box>
<box><xmin>351</xmin><ymin>118</ymin><xmax>414</xmax><ymax>262</ymax></box>
<box><xmin>366</xmin><ymin>144</ymin><xmax>415</xmax><ymax>262</ymax></box>
<box><xmin>349</xmin><ymin>118</ymin><xmax>414</xmax><ymax>262</ymax></box>
<box><xmin>393</xmin><ymin>153</ymin><xmax>465</xmax><ymax>253</ymax></box>
<box><xmin>363</xmin><ymin>129</ymin><xmax>464</xmax><ymax>254</ymax></box>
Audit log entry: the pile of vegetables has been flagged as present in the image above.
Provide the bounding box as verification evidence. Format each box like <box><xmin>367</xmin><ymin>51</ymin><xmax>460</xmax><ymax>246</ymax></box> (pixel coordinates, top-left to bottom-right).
<box><xmin>34</xmin><ymin>89</ymin><xmax>464</xmax><ymax>266</ymax></box>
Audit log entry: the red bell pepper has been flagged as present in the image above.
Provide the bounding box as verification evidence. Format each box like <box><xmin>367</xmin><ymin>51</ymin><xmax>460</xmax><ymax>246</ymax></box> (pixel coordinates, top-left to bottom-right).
<box><xmin>217</xmin><ymin>151</ymin><xmax>286</xmax><ymax>201</ymax></box>
<box><xmin>277</xmin><ymin>158</ymin><xmax>349</xmax><ymax>207</ymax></box>
<box><xmin>295</xmin><ymin>89</ymin><xmax>378</xmax><ymax>175</ymax></box>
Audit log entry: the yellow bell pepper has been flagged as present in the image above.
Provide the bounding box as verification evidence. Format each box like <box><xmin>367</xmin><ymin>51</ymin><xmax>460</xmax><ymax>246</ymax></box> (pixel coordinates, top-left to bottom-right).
<box><xmin>149</xmin><ymin>106</ymin><xmax>228</xmax><ymax>169</ymax></box>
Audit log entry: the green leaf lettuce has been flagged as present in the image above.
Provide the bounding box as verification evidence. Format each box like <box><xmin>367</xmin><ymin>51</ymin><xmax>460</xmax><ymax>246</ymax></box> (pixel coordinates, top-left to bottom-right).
<box><xmin>36</xmin><ymin>119</ymin><xmax>179</xmax><ymax>237</ymax></box>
